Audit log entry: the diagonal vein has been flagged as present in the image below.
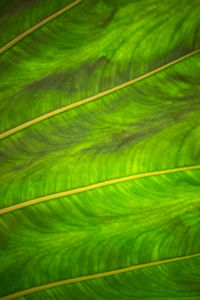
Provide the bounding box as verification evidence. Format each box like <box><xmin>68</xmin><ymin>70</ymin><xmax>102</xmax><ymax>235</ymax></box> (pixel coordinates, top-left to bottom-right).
<box><xmin>0</xmin><ymin>48</ymin><xmax>200</xmax><ymax>141</ymax></box>
<box><xmin>0</xmin><ymin>165</ymin><xmax>200</xmax><ymax>215</ymax></box>
<box><xmin>0</xmin><ymin>0</ymin><xmax>82</xmax><ymax>55</ymax></box>
<box><xmin>1</xmin><ymin>252</ymin><xmax>200</xmax><ymax>300</ymax></box>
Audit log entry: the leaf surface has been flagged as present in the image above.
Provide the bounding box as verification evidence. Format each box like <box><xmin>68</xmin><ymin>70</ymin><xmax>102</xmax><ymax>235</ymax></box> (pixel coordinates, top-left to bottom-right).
<box><xmin>0</xmin><ymin>0</ymin><xmax>200</xmax><ymax>299</ymax></box>
<box><xmin>0</xmin><ymin>0</ymin><xmax>200</xmax><ymax>132</ymax></box>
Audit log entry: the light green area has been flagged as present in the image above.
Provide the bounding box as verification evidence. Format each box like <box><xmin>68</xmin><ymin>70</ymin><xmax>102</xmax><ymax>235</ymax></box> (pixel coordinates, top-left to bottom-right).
<box><xmin>0</xmin><ymin>0</ymin><xmax>200</xmax><ymax>132</ymax></box>
<box><xmin>0</xmin><ymin>0</ymin><xmax>74</xmax><ymax>47</ymax></box>
<box><xmin>0</xmin><ymin>171</ymin><xmax>200</xmax><ymax>296</ymax></box>
<box><xmin>0</xmin><ymin>0</ymin><xmax>200</xmax><ymax>299</ymax></box>
<box><xmin>0</xmin><ymin>53</ymin><xmax>200</xmax><ymax>208</ymax></box>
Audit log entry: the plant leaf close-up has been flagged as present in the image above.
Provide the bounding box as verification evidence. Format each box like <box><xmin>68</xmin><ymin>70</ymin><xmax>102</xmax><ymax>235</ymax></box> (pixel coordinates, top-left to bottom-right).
<box><xmin>0</xmin><ymin>0</ymin><xmax>200</xmax><ymax>299</ymax></box>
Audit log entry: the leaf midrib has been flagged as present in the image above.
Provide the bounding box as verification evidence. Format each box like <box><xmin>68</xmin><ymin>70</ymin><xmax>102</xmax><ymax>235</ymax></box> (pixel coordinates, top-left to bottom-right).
<box><xmin>1</xmin><ymin>252</ymin><xmax>199</xmax><ymax>300</ymax></box>
<box><xmin>1</xmin><ymin>165</ymin><xmax>200</xmax><ymax>215</ymax></box>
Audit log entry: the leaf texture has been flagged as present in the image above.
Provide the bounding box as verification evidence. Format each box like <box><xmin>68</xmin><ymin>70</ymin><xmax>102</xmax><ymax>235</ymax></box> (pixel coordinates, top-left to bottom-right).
<box><xmin>0</xmin><ymin>0</ymin><xmax>79</xmax><ymax>48</ymax></box>
<box><xmin>0</xmin><ymin>0</ymin><xmax>200</xmax><ymax>132</ymax></box>
<box><xmin>0</xmin><ymin>0</ymin><xmax>200</xmax><ymax>299</ymax></box>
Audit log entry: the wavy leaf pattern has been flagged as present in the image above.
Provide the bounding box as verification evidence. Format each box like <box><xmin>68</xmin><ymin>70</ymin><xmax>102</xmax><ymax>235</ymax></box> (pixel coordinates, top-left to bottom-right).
<box><xmin>0</xmin><ymin>0</ymin><xmax>200</xmax><ymax>132</ymax></box>
<box><xmin>0</xmin><ymin>0</ymin><xmax>200</xmax><ymax>299</ymax></box>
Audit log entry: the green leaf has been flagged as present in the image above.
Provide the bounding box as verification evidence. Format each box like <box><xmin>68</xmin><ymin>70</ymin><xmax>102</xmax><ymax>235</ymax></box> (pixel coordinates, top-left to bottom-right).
<box><xmin>0</xmin><ymin>0</ymin><xmax>200</xmax><ymax>299</ymax></box>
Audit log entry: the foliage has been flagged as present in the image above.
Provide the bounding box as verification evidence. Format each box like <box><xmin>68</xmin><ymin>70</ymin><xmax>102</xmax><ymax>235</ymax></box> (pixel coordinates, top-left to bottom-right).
<box><xmin>0</xmin><ymin>0</ymin><xmax>200</xmax><ymax>299</ymax></box>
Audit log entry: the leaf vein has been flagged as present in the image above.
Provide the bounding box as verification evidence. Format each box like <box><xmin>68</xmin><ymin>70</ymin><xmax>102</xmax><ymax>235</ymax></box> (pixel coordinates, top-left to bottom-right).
<box><xmin>1</xmin><ymin>252</ymin><xmax>199</xmax><ymax>300</ymax></box>
<box><xmin>0</xmin><ymin>0</ymin><xmax>82</xmax><ymax>55</ymax></box>
<box><xmin>0</xmin><ymin>48</ymin><xmax>199</xmax><ymax>141</ymax></box>
<box><xmin>1</xmin><ymin>165</ymin><xmax>199</xmax><ymax>215</ymax></box>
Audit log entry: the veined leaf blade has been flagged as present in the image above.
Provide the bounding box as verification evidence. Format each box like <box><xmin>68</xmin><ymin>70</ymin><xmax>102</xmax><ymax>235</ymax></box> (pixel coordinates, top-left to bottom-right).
<box><xmin>0</xmin><ymin>0</ymin><xmax>200</xmax><ymax>132</ymax></box>
<box><xmin>0</xmin><ymin>170</ymin><xmax>200</xmax><ymax>296</ymax></box>
<box><xmin>0</xmin><ymin>52</ymin><xmax>199</xmax><ymax>209</ymax></box>
<box><xmin>0</xmin><ymin>0</ymin><xmax>200</xmax><ymax>299</ymax></box>
<box><xmin>16</xmin><ymin>256</ymin><xmax>200</xmax><ymax>300</ymax></box>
